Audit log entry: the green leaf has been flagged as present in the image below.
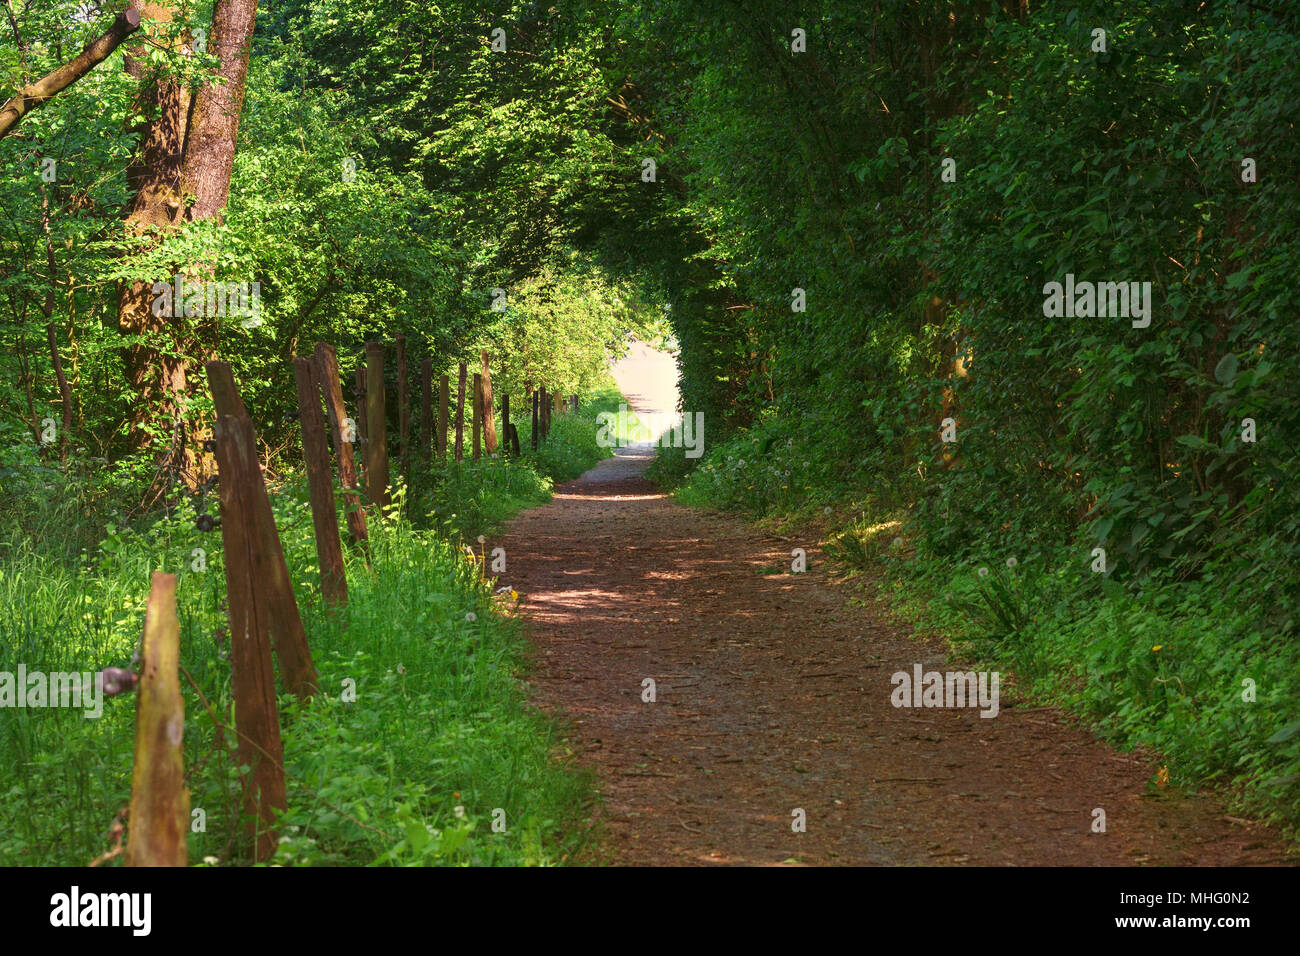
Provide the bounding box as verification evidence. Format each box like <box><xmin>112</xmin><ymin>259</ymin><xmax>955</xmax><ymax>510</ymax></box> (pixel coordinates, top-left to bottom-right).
<box><xmin>1213</xmin><ymin>352</ymin><xmax>1238</xmax><ymax>385</ymax></box>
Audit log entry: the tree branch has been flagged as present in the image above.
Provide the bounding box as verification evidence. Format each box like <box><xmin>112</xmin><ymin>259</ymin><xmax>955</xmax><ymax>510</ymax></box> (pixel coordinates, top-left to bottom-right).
<box><xmin>0</xmin><ymin>4</ymin><xmax>142</xmax><ymax>140</ymax></box>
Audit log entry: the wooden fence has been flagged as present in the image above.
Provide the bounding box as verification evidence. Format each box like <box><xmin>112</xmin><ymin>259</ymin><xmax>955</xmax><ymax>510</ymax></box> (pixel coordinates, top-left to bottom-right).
<box><xmin>122</xmin><ymin>338</ymin><xmax>570</xmax><ymax>863</ymax></box>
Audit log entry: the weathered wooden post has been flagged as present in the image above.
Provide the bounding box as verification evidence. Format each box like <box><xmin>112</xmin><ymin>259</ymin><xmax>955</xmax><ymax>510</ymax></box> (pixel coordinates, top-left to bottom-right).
<box><xmin>294</xmin><ymin>357</ymin><xmax>347</xmax><ymax>607</ymax></box>
<box><xmin>480</xmin><ymin>350</ymin><xmax>497</xmax><ymax>455</ymax></box>
<box><xmin>354</xmin><ymin>365</ymin><xmax>367</xmax><ymax>442</ymax></box>
<box><xmin>365</xmin><ymin>341</ymin><xmax>389</xmax><ymax>508</ymax></box>
<box><xmin>420</xmin><ymin>357</ymin><xmax>433</xmax><ymax>462</ymax></box>
<box><xmin>531</xmin><ymin>388</ymin><xmax>539</xmax><ymax>450</ymax></box>
<box><xmin>472</xmin><ymin>371</ymin><xmax>483</xmax><ymax>461</ymax></box>
<box><xmin>454</xmin><ymin>362</ymin><xmax>467</xmax><ymax>462</ymax></box>
<box><xmin>206</xmin><ymin>361</ymin><xmax>320</xmax><ymax>703</ymax></box>
<box><xmin>438</xmin><ymin>373</ymin><xmax>450</xmax><ymax>459</ymax></box>
<box><xmin>125</xmin><ymin>571</ymin><xmax>189</xmax><ymax>867</ymax></box>
<box><xmin>501</xmin><ymin>393</ymin><xmax>510</xmax><ymax>458</ymax></box>
<box><xmin>313</xmin><ymin>343</ymin><xmax>367</xmax><ymax>543</ymax></box>
<box><xmin>210</xmin><ymin>411</ymin><xmax>289</xmax><ymax>863</ymax></box>
<box><xmin>396</xmin><ymin>334</ymin><xmax>410</xmax><ymax>482</ymax></box>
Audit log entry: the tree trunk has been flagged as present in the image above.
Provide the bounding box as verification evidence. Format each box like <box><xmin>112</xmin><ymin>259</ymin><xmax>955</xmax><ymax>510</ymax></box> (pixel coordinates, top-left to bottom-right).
<box><xmin>117</xmin><ymin>3</ymin><xmax>191</xmax><ymax>462</ymax></box>
<box><xmin>179</xmin><ymin>0</ymin><xmax>258</xmax><ymax>224</ymax></box>
<box><xmin>46</xmin><ymin>323</ymin><xmax>73</xmax><ymax>463</ymax></box>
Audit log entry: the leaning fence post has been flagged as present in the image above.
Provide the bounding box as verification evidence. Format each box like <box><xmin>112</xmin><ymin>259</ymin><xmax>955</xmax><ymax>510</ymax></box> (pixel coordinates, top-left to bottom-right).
<box><xmin>125</xmin><ymin>571</ymin><xmax>188</xmax><ymax>867</ymax></box>
<box><xmin>211</xmin><ymin>411</ymin><xmax>288</xmax><ymax>862</ymax></box>
<box><xmin>206</xmin><ymin>361</ymin><xmax>320</xmax><ymax>703</ymax></box>
<box><xmin>313</xmin><ymin>343</ymin><xmax>367</xmax><ymax>543</ymax></box>
<box><xmin>294</xmin><ymin>356</ymin><xmax>347</xmax><ymax>607</ymax></box>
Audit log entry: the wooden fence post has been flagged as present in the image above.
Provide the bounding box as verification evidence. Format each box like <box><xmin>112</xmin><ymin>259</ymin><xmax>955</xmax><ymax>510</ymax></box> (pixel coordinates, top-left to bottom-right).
<box><xmin>420</xmin><ymin>357</ymin><xmax>433</xmax><ymax>462</ymax></box>
<box><xmin>531</xmin><ymin>388</ymin><xmax>539</xmax><ymax>450</ymax></box>
<box><xmin>294</xmin><ymin>357</ymin><xmax>347</xmax><ymax>607</ymax></box>
<box><xmin>480</xmin><ymin>350</ymin><xmax>497</xmax><ymax>455</ymax></box>
<box><xmin>501</xmin><ymin>393</ymin><xmax>510</xmax><ymax>458</ymax></box>
<box><xmin>472</xmin><ymin>371</ymin><xmax>482</xmax><ymax>461</ymax></box>
<box><xmin>211</xmin><ymin>411</ymin><xmax>288</xmax><ymax>862</ymax></box>
<box><xmin>206</xmin><ymin>361</ymin><xmax>319</xmax><ymax>703</ymax></box>
<box><xmin>438</xmin><ymin>373</ymin><xmax>449</xmax><ymax>459</ymax></box>
<box><xmin>355</xmin><ymin>365</ymin><xmax>367</xmax><ymax>442</ymax></box>
<box><xmin>313</xmin><ymin>343</ymin><xmax>367</xmax><ymax>543</ymax></box>
<box><xmin>125</xmin><ymin>571</ymin><xmax>188</xmax><ymax>867</ymax></box>
<box><xmin>365</xmin><ymin>341</ymin><xmax>389</xmax><ymax>508</ymax></box>
<box><xmin>454</xmin><ymin>362</ymin><xmax>466</xmax><ymax>462</ymax></box>
<box><xmin>396</xmin><ymin>333</ymin><xmax>410</xmax><ymax>483</ymax></box>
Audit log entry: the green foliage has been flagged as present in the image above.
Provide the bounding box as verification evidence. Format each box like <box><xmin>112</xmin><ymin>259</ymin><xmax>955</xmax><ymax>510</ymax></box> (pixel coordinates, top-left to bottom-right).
<box><xmin>528</xmin><ymin>386</ymin><xmax>621</xmax><ymax>484</ymax></box>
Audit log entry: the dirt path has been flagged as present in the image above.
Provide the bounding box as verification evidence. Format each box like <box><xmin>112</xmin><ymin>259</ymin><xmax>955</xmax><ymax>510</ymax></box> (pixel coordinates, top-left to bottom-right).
<box><xmin>499</xmin><ymin>345</ymin><xmax>1288</xmax><ymax>866</ymax></box>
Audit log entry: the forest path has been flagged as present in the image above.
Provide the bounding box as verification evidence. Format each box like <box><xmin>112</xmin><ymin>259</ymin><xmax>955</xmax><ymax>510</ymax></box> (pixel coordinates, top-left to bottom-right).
<box><xmin>497</xmin><ymin>344</ymin><xmax>1286</xmax><ymax>866</ymax></box>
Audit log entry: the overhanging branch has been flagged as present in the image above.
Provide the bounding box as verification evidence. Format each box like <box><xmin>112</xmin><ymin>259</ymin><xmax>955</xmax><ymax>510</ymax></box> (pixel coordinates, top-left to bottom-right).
<box><xmin>0</xmin><ymin>4</ymin><xmax>142</xmax><ymax>139</ymax></box>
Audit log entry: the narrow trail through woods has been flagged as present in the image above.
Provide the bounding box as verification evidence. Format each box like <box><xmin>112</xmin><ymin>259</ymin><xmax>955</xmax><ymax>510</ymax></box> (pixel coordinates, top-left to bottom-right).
<box><xmin>499</xmin><ymin>345</ymin><xmax>1286</xmax><ymax>866</ymax></box>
